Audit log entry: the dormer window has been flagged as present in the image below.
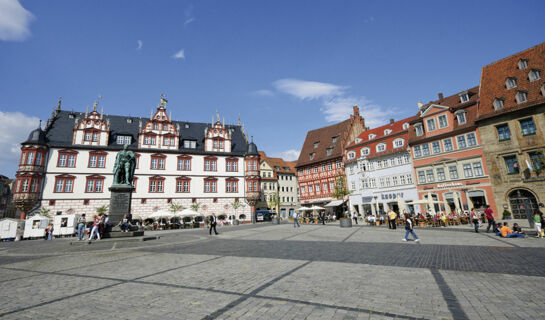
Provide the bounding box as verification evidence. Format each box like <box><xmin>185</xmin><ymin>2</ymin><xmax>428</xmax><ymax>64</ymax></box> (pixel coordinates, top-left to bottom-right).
<box><xmin>355</xmin><ymin>138</ymin><xmax>362</xmax><ymax>143</ymax></box>
<box><xmin>153</xmin><ymin>124</ymin><xmax>158</xmax><ymax>130</ymax></box>
<box><xmin>384</xmin><ymin>129</ymin><xmax>392</xmax><ymax>135</ymax></box>
<box><xmin>529</xmin><ymin>69</ymin><xmax>541</xmax><ymax>82</ymax></box>
<box><xmin>68</xmin><ymin>114</ymin><xmax>75</xmax><ymax>119</ymax></box>
<box><xmin>541</xmin><ymin>84</ymin><xmax>545</xmax><ymax>96</ymax></box>
<box><xmin>459</xmin><ymin>92</ymin><xmax>469</xmax><ymax>103</ymax></box>
<box><xmin>126</xmin><ymin>118</ymin><xmax>133</xmax><ymax>124</ymax></box>
<box><xmin>184</xmin><ymin>124</ymin><xmax>189</xmax><ymax>128</ymax></box>
<box><xmin>116</xmin><ymin>135</ymin><xmax>132</xmax><ymax>145</ymax></box>
<box><xmin>347</xmin><ymin>151</ymin><xmax>356</xmax><ymax>159</ymax></box>
<box><xmin>376</xmin><ymin>143</ymin><xmax>386</xmax><ymax>152</ymax></box>
<box><xmin>518</xmin><ymin>59</ymin><xmax>528</xmax><ymax>70</ymax></box>
<box><xmin>402</xmin><ymin>123</ymin><xmax>409</xmax><ymax>130</ymax></box>
<box><xmin>426</xmin><ymin>118</ymin><xmax>436</xmax><ymax>131</ymax></box>
<box><xmin>326</xmin><ymin>148</ymin><xmax>333</xmax><ymax>156</ymax></box>
<box><xmin>505</xmin><ymin>77</ymin><xmax>517</xmax><ymax>89</ymax></box>
<box><xmin>369</xmin><ymin>134</ymin><xmax>376</xmax><ymax>140</ymax></box>
<box><xmin>332</xmin><ymin>136</ymin><xmax>338</xmax><ymax>144</ymax></box>
<box><xmin>515</xmin><ymin>91</ymin><xmax>528</xmax><ymax>104</ymax></box>
<box><xmin>493</xmin><ymin>98</ymin><xmax>505</xmax><ymax>110</ymax></box>
<box><xmin>183</xmin><ymin>140</ymin><xmax>196</xmax><ymax>149</ymax></box>
<box><xmin>309</xmin><ymin>153</ymin><xmax>315</xmax><ymax>160</ymax></box>
<box><xmin>361</xmin><ymin>148</ymin><xmax>370</xmax><ymax>156</ymax></box>
<box><xmin>415</xmin><ymin>124</ymin><xmax>423</xmax><ymax>136</ymax></box>
<box><xmin>313</xmin><ymin>142</ymin><xmax>319</xmax><ymax>149</ymax></box>
<box><xmin>456</xmin><ymin>111</ymin><xmax>467</xmax><ymax>124</ymax></box>
<box><xmin>394</xmin><ymin>139</ymin><xmax>404</xmax><ymax>148</ymax></box>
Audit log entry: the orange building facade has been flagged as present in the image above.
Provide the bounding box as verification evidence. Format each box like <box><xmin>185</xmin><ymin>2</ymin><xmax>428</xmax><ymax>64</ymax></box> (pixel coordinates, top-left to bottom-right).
<box><xmin>408</xmin><ymin>88</ymin><xmax>499</xmax><ymax>217</ymax></box>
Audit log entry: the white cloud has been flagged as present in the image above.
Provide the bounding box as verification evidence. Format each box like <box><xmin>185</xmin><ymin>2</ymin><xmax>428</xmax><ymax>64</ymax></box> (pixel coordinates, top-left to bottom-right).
<box><xmin>274</xmin><ymin>149</ymin><xmax>300</xmax><ymax>161</ymax></box>
<box><xmin>184</xmin><ymin>18</ymin><xmax>195</xmax><ymax>26</ymax></box>
<box><xmin>0</xmin><ymin>0</ymin><xmax>34</xmax><ymax>41</ymax></box>
<box><xmin>0</xmin><ymin>111</ymin><xmax>40</xmax><ymax>176</ymax></box>
<box><xmin>136</xmin><ymin>40</ymin><xmax>143</xmax><ymax>50</ymax></box>
<box><xmin>270</xmin><ymin>78</ymin><xmax>395</xmax><ymax>125</ymax></box>
<box><xmin>253</xmin><ymin>89</ymin><xmax>274</xmax><ymax>97</ymax></box>
<box><xmin>172</xmin><ymin>48</ymin><xmax>185</xmax><ymax>60</ymax></box>
<box><xmin>273</xmin><ymin>78</ymin><xmax>346</xmax><ymax>100</ymax></box>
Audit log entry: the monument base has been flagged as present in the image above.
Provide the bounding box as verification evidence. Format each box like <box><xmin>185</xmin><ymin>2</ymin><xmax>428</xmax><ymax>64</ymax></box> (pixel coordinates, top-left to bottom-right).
<box><xmin>103</xmin><ymin>230</ymin><xmax>144</xmax><ymax>238</ymax></box>
<box><xmin>108</xmin><ymin>184</ymin><xmax>134</xmax><ymax>226</ymax></box>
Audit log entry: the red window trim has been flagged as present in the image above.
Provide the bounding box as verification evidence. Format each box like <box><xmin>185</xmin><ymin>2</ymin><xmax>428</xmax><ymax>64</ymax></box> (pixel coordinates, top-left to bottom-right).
<box><xmin>148</xmin><ymin>176</ymin><xmax>165</xmax><ymax>193</ymax></box>
<box><xmin>133</xmin><ymin>177</ymin><xmax>138</xmax><ymax>192</ymax></box>
<box><xmin>57</xmin><ymin>150</ymin><xmax>78</xmax><ymax>168</ymax></box>
<box><xmin>225</xmin><ymin>179</ymin><xmax>238</xmax><ymax>193</ymax></box>
<box><xmin>134</xmin><ymin>153</ymin><xmax>141</xmax><ymax>169</ymax></box>
<box><xmin>85</xmin><ymin>175</ymin><xmax>105</xmax><ymax>193</ymax></box>
<box><xmin>204</xmin><ymin>158</ymin><xmax>217</xmax><ymax>172</ymax></box>
<box><xmin>88</xmin><ymin>151</ymin><xmax>108</xmax><ymax>168</ymax></box>
<box><xmin>150</xmin><ymin>154</ymin><xmax>167</xmax><ymax>170</ymax></box>
<box><xmin>175</xmin><ymin>177</ymin><xmax>191</xmax><ymax>193</ymax></box>
<box><xmin>226</xmin><ymin>158</ymin><xmax>239</xmax><ymax>172</ymax></box>
<box><xmin>177</xmin><ymin>155</ymin><xmax>192</xmax><ymax>171</ymax></box>
<box><xmin>203</xmin><ymin>177</ymin><xmax>218</xmax><ymax>193</ymax></box>
<box><xmin>54</xmin><ymin>175</ymin><xmax>76</xmax><ymax>193</ymax></box>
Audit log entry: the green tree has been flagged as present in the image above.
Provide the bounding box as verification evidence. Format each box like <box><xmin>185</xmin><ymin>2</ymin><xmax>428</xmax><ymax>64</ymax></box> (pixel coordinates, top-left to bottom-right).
<box><xmin>231</xmin><ymin>198</ymin><xmax>244</xmax><ymax>220</ymax></box>
<box><xmin>96</xmin><ymin>205</ymin><xmax>109</xmax><ymax>215</ymax></box>
<box><xmin>169</xmin><ymin>201</ymin><xmax>183</xmax><ymax>214</ymax></box>
<box><xmin>190</xmin><ymin>202</ymin><xmax>201</xmax><ymax>212</ymax></box>
<box><xmin>36</xmin><ymin>207</ymin><xmax>51</xmax><ymax>218</ymax></box>
<box><xmin>267</xmin><ymin>191</ymin><xmax>280</xmax><ymax>219</ymax></box>
<box><xmin>331</xmin><ymin>172</ymin><xmax>350</xmax><ymax>218</ymax></box>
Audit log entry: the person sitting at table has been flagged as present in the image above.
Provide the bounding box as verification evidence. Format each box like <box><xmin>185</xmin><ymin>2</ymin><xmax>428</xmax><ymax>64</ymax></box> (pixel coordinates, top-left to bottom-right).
<box><xmin>493</xmin><ymin>222</ymin><xmax>502</xmax><ymax>235</ymax></box>
<box><xmin>500</xmin><ymin>222</ymin><xmax>524</xmax><ymax>238</ymax></box>
<box><xmin>118</xmin><ymin>214</ymin><xmax>131</xmax><ymax>232</ymax></box>
<box><xmin>367</xmin><ymin>214</ymin><xmax>376</xmax><ymax>225</ymax></box>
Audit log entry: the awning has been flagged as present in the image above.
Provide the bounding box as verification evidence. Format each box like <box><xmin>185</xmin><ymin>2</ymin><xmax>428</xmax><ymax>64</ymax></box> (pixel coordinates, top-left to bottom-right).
<box><xmin>325</xmin><ymin>199</ymin><xmax>346</xmax><ymax>207</ymax></box>
<box><xmin>468</xmin><ymin>190</ymin><xmax>485</xmax><ymax>197</ymax></box>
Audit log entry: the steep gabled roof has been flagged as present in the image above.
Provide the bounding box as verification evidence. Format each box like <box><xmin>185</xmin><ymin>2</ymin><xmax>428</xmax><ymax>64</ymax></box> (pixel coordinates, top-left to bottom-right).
<box><xmin>295</xmin><ymin>119</ymin><xmax>350</xmax><ymax>167</ymax></box>
<box><xmin>478</xmin><ymin>42</ymin><xmax>545</xmax><ymax>119</ymax></box>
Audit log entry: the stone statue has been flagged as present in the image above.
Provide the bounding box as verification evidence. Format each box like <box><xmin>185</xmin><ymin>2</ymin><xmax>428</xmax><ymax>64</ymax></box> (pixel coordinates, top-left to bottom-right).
<box><xmin>113</xmin><ymin>144</ymin><xmax>136</xmax><ymax>186</ymax></box>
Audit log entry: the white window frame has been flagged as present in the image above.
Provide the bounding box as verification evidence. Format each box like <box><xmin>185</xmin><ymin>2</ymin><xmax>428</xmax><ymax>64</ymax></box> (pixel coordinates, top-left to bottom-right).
<box><xmin>415</xmin><ymin>124</ymin><xmax>423</xmax><ymax>136</ymax></box>
<box><xmin>376</xmin><ymin>143</ymin><xmax>386</xmax><ymax>152</ymax></box>
<box><xmin>438</xmin><ymin>115</ymin><xmax>448</xmax><ymax>128</ymax></box>
<box><xmin>456</xmin><ymin>112</ymin><xmax>467</xmax><ymax>124</ymax></box>
<box><xmin>393</xmin><ymin>139</ymin><xmax>404</xmax><ymax>148</ymax></box>
<box><xmin>426</xmin><ymin>118</ymin><xmax>436</xmax><ymax>132</ymax></box>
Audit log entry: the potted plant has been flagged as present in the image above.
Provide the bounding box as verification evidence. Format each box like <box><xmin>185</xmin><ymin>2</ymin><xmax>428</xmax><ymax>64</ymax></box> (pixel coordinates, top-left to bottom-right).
<box><xmin>417</xmin><ymin>217</ymin><xmax>426</xmax><ymax>228</ymax></box>
<box><xmin>502</xmin><ymin>209</ymin><xmax>512</xmax><ymax>220</ymax></box>
<box><xmin>332</xmin><ymin>174</ymin><xmax>352</xmax><ymax>228</ymax></box>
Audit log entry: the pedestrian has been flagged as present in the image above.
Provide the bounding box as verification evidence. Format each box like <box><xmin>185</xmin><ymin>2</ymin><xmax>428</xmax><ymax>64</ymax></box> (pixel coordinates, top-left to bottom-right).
<box><xmin>293</xmin><ymin>211</ymin><xmax>300</xmax><ymax>228</ymax></box>
<box><xmin>389</xmin><ymin>210</ymin><xmax>397</xmax><ymax>230</ymax></box>
<box><xmin>320</xmin><ymin>211</ymin><xmax>325</xmax><ymax>225</ymax></box>
<box><xmin>533</xmin><ymin>211</ymin><xmax>542</xmax><ymax>238</ymax></box>
<box><xmin>402</xmin><ymin>213</ymin><xmax>419</xmax><ymax>242</ymax></box>
<box><xmin>209</xmin><ymin>215</ymin><xmax>218</xmax><ymax>235</ymax></box>
<box><xmin>77</xmin><ymin>214</ymin><xmax>86</xmax><ymax>240</ymax></box>
<box><xmin>353</xmin><ymin>213</ymin><xmax>358</xmax><ymax>225</ymax></box>
<box><xmin>88</xmin><ymin>215</ymin><xmax>101</xmax><ymax>240</ymax></box>
<box><xmin>484</xmin><ymin>205</ymin><xmax>495</xmax><ymax>233</ymax></box>
<box><xmin>470</xmin><ymin>208</ymin><xmax>479</xmax><ymax>233</ymax></box>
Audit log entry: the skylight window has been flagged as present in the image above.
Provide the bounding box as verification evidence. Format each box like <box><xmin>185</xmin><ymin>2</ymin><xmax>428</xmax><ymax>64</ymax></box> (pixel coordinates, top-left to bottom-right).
<box><xmin>459</xmin><ymin>92</ymin><xmax>469</xmax><ymax>103</ymax></box>
<box><xmin>529</xmin><ymin>69</ymin><xmax>541</xmax><ymax>82</ymax></box>
<box><xmin>384</xmin><ymin>129</ymin><xmax>392</xmax><ymax>135</ymax></box>
<box><xmin>515</xmin><ymin>91</ymin><xmax>528</xmax><ymax>104</ymax></box>
<box><xmin>518</xmin><ymin>59</ymin><xmax>528</xmax><ymax>70</ymax></box>
<box><xmin>369</xmin><ymin>134</ymin><xmax>376</xmax><ymax>140</ymax></box>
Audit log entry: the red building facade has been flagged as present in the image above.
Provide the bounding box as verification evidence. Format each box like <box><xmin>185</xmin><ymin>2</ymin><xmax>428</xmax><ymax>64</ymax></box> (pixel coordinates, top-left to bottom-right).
<box><xmin>296</xmin><ymin>106</ymin><xmax>365</xmax><ymax>207</ymax></box>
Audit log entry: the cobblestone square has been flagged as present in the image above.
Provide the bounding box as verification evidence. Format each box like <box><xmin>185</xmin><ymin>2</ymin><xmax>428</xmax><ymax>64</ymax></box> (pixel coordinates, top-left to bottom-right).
<box><xmin>2</xmin><ymin>223</ymin><xmax>545</xmax><ymax>319</ymax></box>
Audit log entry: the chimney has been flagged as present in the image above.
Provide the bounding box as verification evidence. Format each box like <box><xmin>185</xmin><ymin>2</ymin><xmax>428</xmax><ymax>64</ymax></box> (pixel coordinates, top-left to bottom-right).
<box><xmin>438</xmin><ymin>92</ymin><xmax>444</xmax><ymax>101</ymax></box>
<box><xmin>389</xmin><ymin>118</ymin><xmax>394</xmax><ymax>125</ymax></box>
<box><xmin>353</xmin><ymin>105</ymin><xmax>360</xmax><ymax>116</ymax></box>
<box><xmin>417</xmin><ymin>101</ymin><xmax>423</xmax><ymax>109</ymax></box>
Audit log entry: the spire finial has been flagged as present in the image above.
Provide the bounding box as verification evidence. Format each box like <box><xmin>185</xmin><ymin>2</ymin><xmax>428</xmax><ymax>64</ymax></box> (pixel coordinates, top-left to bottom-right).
<box><xmin>38</xmin><ymin>119</ymin><xmax>42</xmax><ymax>129</ymax></box>
<box><xmin>92</xmin><ymin>100</ymin><xmax>98</xmax><ymax>112</ymax></box>
<box><xmin>222</xmin><ymin>117</ymin><xmax>225</xmax><ymax>128</ymax></box>
<box><xmin>150</xmin><ymin>109</ymin><xmax>153</xmax><ymax>120</ymax></box>
<box><xmin>85</xmin><ymin>105</ymin><xmax>89</xmax><ymax>117</ymax></box>
<box><xmin>56</xmin><ymin>97</ymin><xmax>62</xmax><ymax>112</ymax></box>
<box><xmin>159</xmin><ymin>93</ymin><xmax>167</xmax><ymax>108</ymax></box>
<box><xmin>216</xmin><ymin>109</ymin><xmax>220</xmax><ymax>122</ymax></box>
<box><xmin>169</xmin><ymin>111</ymin><xmax>172</xmax><ymax>121</ymax></box>
<box><xmin>101</xmin><ymin>106</ymin><xmax>104</xmax><ymax>119</ymax></box>
<box><xmin>237</xmin><ymin>114</ymin><xmax>241</xmax><ymax>126</ymax></box>
<box><xmin>251</xmin><ymin>135</ymin><xmax>254</xmax><ymax>143</ymax></box>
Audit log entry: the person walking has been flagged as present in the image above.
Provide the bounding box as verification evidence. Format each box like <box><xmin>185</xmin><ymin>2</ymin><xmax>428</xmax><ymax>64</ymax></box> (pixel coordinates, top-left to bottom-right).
<box><xmin>402</xmin><ymin>213</ymin><xmax>419</xmax><ymax>242</ymax></box>
<box><xmin>209</xmin><ymin>215</ymin><xmax>218</xmax><ymax>235</ymax></box>
<box><xmin>77</xmin><ymin>214</ymin><xmax>86</xmax><ymax>240</ymax></box>
<box><xmin>293</xmin><ymin>211</ymin><xmax>300</xmax><ymax>228</ymax></box>
<box><xmin>88</xmin><ymin>215</ymin><xmax>101</xmax><ymax>240</ymax></box>
<box><xmin>389</xmin><ymin>210</ymin><xmax>397</xmax><ymax>230</ymax></box>
<box><xmin>484</xmin><ymin>205</ymin><xmax>495</xmax><ymax>233</ymax></box>
<box><xmin>534</xmin><ymin>211</ymin><xmax>542</xmax><ymax>238</ymax></box>
<box><xmin>470</xmin><ymin>208</ymin><xmax>479</xmax><ymax>233</ymax></box>
<box><xmin>353</xmin><ymin>213</ymin><xmax>358</xmax><ymax>225</ymax></box>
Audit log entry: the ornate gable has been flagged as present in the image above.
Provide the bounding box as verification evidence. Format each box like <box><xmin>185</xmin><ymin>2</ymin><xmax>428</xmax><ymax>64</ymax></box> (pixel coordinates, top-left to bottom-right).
<box><xmin>204</xmin><ymin>111</ymin><xmax>232</xmax><ymax>152</ymax></box>
<box><xmin>138</xmin><ymin>95</ymin><xmax>180</xmax><ymax>150</ymax></box>
<box><xmin>72</xmin><ymin>99</ymin><xmax>110</xmax><ymax>146</ymax></box>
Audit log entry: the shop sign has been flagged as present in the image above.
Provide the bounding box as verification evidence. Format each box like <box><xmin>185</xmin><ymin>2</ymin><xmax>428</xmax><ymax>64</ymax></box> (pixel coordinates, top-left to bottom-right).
<box><xmin>362</xmin><ymin>197</ymin><xmax>374</xmax><ymax>203</ymax></box>
<box><xmin>436</xmin><ymin>182</ymin><xmax>463</xmax><ymax>189</ymax></box>
<box><xmin>380</xmin><ymin>192</ymin><xmax>404</xmax><ymax>200</ymax></box>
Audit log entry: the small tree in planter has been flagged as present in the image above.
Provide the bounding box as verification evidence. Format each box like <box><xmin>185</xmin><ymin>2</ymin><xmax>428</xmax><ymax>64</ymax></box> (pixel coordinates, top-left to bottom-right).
<box><xmin>190</xmin><ymin>202</ymin><xmax>201</xmax><ymax>227</ymax></box>
<box><xmin>36</xmin><ymin>207</ymin><xmax>52</xmax><ymax>218</ymax></box>
<box><xmin>231</xmin><ymin>199</ymin><xmax>244</xmax><ymax>225</ymax></box>
<box><xmin>169</xmin><ymin>202</ymin><xmax>183</xmax><ymax>226</ymax></box>
<box><xmin>502</xmin><ymin>209</ymin><xmax>512</xmax><ymax>220</ymax></box>
<box><xmin>331</xmin><ymin>173</ymin><xmax>351</xmax><ymax>227</ymax></box>
<box><xmin>96</xmin><ymin>205</ymin><xmax>109</xmax><ymax>216</ymax></box>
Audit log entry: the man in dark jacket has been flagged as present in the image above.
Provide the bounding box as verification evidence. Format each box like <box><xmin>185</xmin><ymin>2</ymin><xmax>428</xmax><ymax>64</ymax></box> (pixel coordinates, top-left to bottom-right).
<box><xmin>209</xmin><ymin>215</ymin><xmax>218</xmax><ymax>235</ymax></box>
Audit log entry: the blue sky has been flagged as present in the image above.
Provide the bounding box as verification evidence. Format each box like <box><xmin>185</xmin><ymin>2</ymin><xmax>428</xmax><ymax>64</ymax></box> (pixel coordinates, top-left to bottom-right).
<box><xmin>1</xmin><ymin>0</ymin><xmax>544</xmax><ymax>177</ymax></box>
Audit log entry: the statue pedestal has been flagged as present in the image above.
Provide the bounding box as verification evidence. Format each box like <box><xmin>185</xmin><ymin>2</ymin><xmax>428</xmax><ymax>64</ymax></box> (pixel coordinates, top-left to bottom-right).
<box><xmin>108</xmin><ymin>184</ymin><xmax>134</xmax><ymax>226</ymax></box>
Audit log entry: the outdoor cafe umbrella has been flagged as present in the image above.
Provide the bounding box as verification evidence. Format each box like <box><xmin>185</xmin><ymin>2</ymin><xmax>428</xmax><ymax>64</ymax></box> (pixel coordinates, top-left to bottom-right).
<box><xmin>309</xmin><ymin>205</ymin><xmax>324</xmax><ymax>217</ymax></box>
<box><xmin>175</xmin><ymin>208</ymin><xmax>201</xmax><ymax>218</ymax></box>
<box><xmin>397</xmin><ymin>198</ymin><xmax>405</xmax><ymax>215</ymax></box>
<box><xmin>148</xmin><ymin>210</ymin><xmax>174</xmax><ymax>221</ymax></box>
<box><xmin>427</xmin><ymin>192</ymin><xmax>437</xmax><ymax>215</ymax></box>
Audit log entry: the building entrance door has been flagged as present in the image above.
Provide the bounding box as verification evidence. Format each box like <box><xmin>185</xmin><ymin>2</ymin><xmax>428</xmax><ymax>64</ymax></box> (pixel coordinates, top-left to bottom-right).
<box><xmin>509</xmin><ymin>189</ymin><xmax>538</xmax><ymax>221</ymax></box>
